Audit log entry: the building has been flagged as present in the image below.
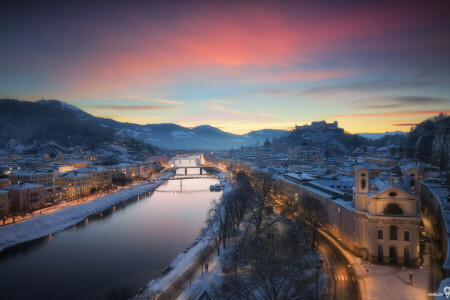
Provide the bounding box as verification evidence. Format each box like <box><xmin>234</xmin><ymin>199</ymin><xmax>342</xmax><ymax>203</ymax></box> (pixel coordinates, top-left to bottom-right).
<box><xmin>54</xmin><ymin>171</ymin><xmax>93</xmax><ymax>199</ymax></box>
<box><xmin>43</xmin><ymin>186</ymin><xmax>66</xmax><ymax>203</ymax></box>
<box><xmin>9</xmin><ymin>170</ymin><xmax>54</xmax><ymax>186</ymax></box>
<box><xmin>74</xmin><ymin>166</ymin><xmax>112</xmax><ymax>190</ymax></box>
<box><xmin>0</xmin><ymin>190</ymin><xmax>9</xmax><ymax>217</ymax></box>
<box><xmin>48</xmin><ymin>163</ymin><xmax>75</xmax><ymax>174</ymax></box>
<box><xmin>1</xmin><ymin>183</ymin><xmax>45</xmax><ymax>212</ymax></box>
<box><xmin>353</xmin><ymin>166</ymin><xmax>421</xmax><ymax>266</ymax></box>
<box><xmin>278</xmin><ymin>164</ymin><xmax>421</xmax><ymax>266</ymax></box>
<box><xmin>146</xmin><ymin>156</ymin><xmax>169</xmax><ymax>167</ymax></box>
<box><xmin>0</xmin><ymin>178</ymin><xmax>10</xmax><ymax>188</ymax></box>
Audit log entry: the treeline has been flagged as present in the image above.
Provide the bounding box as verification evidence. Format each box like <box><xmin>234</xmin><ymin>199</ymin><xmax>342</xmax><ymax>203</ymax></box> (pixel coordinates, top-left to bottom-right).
<box><xmin>406</xmin><ymin>113</ymin><xmax>449</xmax><ymax>169</ymax></box>
<box><xmin>201</xmin><ymin>170</ymin><xmax>327</xmax><ymax>300</ymax></box>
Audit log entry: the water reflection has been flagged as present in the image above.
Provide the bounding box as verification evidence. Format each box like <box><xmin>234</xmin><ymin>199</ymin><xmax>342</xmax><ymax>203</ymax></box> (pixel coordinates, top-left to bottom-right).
<box><xmin>0</xmin><ymin>176</ymin><xmax>221</xmax><ymax>300</ymax></box>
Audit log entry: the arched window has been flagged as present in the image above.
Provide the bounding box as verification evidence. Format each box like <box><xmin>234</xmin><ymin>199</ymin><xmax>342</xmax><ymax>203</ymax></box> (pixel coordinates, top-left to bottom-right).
<box><xmin>390</xmin><ymin>225</ymin><xmax>397</xmax><ymax>240</ymax></box>
<box><xmin>384</xmin><ymin>203</ymin><xmax>404</xmax><ymax>215</ymax></box>
<box><xmin>361</xmin><ymin>178</ymin><xmax>366</xmax><ymax>189</ymax></box>
<box><xmin>410</xmin><ymin>179</ymin><xmax>415</xmax><ymax>187</ymax></box>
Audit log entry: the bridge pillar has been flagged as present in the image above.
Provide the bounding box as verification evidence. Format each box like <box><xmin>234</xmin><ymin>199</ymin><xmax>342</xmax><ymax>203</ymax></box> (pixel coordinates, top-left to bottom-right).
<box><xmin>185</xmin><ymin>168</ymin><xmax>187</xmax><ymax>175</ymax></box>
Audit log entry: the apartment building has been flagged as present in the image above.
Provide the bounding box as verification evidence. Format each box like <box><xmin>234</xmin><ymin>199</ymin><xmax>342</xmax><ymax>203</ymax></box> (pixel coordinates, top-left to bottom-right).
<box><xmin>75</xmin><ymin>166</ymin><xmax>112</xmax><ymax>190</ymax></box>
<box><xmin>10</xmin><ymin>170</ymin><xmax>54</xmax><ymax>186</ymax></box>
<box><xmin>1</xmin><ymin>183</ymin><xmax>45</xmax><ymax>211</ymax></box>
<box><xmin>54</xmin><ymin>171</ymin><xmax>93</xmax><ymax>199</ymax></box>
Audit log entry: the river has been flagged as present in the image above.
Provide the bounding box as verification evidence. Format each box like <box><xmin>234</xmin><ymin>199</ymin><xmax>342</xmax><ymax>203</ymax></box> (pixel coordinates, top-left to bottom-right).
<box><xmin>0</xmin><ymin>168</ymin><xmax>222</xmax><ymax>299</ymax></box>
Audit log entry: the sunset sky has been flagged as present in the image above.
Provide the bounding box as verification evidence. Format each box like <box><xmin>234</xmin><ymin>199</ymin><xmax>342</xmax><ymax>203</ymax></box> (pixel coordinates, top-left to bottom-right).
<box><xmin>1</xmin><ymin>0</ymin><xmax>449</xmax><ymax>134</ymax></box>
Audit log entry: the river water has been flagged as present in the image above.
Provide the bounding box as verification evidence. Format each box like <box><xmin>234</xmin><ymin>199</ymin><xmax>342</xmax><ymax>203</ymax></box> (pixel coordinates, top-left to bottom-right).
<box><xmin>0</xmin><ymin>169</ymin><xmax>222</xmax><ymax>299</ymax></box>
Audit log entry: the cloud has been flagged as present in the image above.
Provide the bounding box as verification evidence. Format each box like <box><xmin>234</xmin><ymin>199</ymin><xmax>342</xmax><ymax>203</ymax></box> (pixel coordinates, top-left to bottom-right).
<box><xmin>92</xmin><ymin>105</ymin><xmax>176</xmax><ymax>111</ymax></box>
<box><xmin>392</xmin><ymin>96</ymin><xmax>448</xmax><ymax>104</ymax></box>
<box><xmin>304</xmin><ymin>79</ymin><xmax>434</xmax><ymax>95</ymax></box>
<box><xmin>362</xmin><ymin>104</ymin><xmax>403</xmax><ymax>109</ymax></box>
<box><xmin>331</xmin><ymin>110</ymin><xmax>450</xmax><ymax>118</ymax></box>
<box><xmin>359</xmin><ymin>96</ymin><xmax>449</xmax><ymax>109</ymax></box>
<box><xmin>96</xmin><ymin>95</ymin><xmax>186</xmax><ymax>105</ymax></box>
<box><xmin>208</xmin><ymin>105</ymin><xmax>243</xmax><ymax>115</ymax></box>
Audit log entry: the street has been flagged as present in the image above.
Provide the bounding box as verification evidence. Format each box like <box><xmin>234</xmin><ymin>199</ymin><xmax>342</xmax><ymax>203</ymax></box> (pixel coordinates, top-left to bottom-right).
<box><xmin>319</xmin><ymin>233</ymin><xmax>361</xmax><ymax>300</ymax></box>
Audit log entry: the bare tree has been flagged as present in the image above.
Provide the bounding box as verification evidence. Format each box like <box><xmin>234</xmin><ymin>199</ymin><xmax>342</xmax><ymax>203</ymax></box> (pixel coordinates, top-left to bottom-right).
<box><xmin>216</xmin><ymin>223</ymin><xmax>319</xmax><ymax>300</ymax></box>
<box><xmin>247</xmin><ymin>170</ymin><xmax>281</xmax><ymax>237</ymax></box>
<box><xmin>299</xmin><ymin>195</ymin><xmax>328</xmax><ymax>248</ymax></box>
<box><xmin>196</xmin><ymin>246</ymin><xmax>211</xmax><ymax>276</ymax></box>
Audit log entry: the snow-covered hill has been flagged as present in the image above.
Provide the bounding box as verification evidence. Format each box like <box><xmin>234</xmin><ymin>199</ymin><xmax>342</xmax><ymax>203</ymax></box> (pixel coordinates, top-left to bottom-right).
<box><xmin>0</xmin><ymin>99</ymin><xmax>288</xmax><ymax>150</ymax></box>
<box><xmin>358</xmin><ymin>131</ymin><xmax>406</xmax><ymax>140</ymax></box>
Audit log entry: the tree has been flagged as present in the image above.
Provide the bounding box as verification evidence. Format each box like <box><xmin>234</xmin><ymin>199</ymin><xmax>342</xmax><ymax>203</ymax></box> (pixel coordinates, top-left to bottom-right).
<box><xmin>196</xmin><ymin>247</ymin><xmax>211</xmax><ymax>276</ymax></box>
<box><xmin>247</xmin><ymin>171</ymin><xmax>280</xmax><ymax>237</ymax></box>
<box><xmin>299</xmin><ymin>195</ymin><xmax>328</xmax><ymax>248</ymax></box>
<box><xmin>216</xmin><ymin>223</ymin><xmax>319</xmax><ymax>300</ymax></box>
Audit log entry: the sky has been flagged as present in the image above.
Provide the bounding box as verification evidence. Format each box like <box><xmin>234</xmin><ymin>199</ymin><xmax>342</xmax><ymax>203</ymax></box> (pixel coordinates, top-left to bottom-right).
<box><xmin>1</xmin><ymin>0</ymin><xmax>449</xmax><ymax>134</ymax></box>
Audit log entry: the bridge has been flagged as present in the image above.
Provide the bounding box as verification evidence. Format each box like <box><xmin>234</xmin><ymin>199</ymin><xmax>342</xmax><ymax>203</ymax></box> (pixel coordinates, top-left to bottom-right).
<box><xmin>166</xmin><ymin>174</ymin><xmax>216</xmax><ymax>180</ymax></box>
<box><xmin>174</xmin><ymin>165</ymin><xmax>215</xmax><ymax>175</ymax></box>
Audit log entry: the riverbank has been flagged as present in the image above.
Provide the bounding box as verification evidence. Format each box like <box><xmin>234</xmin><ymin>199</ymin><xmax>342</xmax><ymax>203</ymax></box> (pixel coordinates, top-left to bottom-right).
<box><xmin>136</xmin><ymin>172</ymin><xmax>232</xmax><ymax>298</ymax></box>
<box><xmin>0</xmin><ymin>171</ymin><xmax>174</xmax><ymax>251</ymax></box>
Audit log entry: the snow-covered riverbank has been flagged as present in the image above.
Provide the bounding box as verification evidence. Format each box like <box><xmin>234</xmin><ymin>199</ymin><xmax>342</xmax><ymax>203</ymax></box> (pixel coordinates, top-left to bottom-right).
<box><xmin>0</xmin><ymin>172</ymin><xmax>174</xmax><ymax>251</ymax></box>
<box><xmin>138</xmin><ymin>172</ymin><xmax>232</xmax><ymax>297</ymax></box>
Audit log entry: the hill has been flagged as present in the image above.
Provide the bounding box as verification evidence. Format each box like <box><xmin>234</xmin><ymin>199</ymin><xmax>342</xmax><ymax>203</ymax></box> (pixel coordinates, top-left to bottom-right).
<box><xmin>0</xmin><ymin>99</ymin><xmax>288</xmax><ymax>151</ymax></box>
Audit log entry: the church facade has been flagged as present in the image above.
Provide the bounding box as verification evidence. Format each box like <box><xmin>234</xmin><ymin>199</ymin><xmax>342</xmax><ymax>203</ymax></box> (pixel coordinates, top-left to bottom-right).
<box><xmin>353</xmin><ymin>166</ymin><xmax>421</xmax><ymax>266</ymax></box>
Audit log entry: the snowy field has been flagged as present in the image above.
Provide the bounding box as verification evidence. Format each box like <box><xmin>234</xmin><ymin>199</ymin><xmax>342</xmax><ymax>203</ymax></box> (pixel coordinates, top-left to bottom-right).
<box><xmin>0</xmin><ymin>172</ymin><xmax>174</xmax><ymax>251</ymax></box>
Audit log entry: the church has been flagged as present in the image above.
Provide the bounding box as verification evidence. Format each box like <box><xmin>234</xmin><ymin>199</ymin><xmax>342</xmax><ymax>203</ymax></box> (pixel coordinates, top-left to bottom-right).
<box><xmin>352</xmin><ymin>165</ymin><xmax>421</xmax><ymax>266</ymax></box>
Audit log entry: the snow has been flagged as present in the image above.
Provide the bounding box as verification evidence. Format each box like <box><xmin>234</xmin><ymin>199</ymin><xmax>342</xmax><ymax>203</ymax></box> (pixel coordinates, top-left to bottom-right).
<box><xmin>319</xmin><ymin>229</ymin><xmax>428</xmax><ymax>300</ymax></box>
<box><xmin>138</xmin><ymin>174</ymin><xmax>233</xmax><ymax>297</ymax></box>
<box><xmin>170</xmin><ymin>130</ymin><xmax>196</xmax><ymax>138</ymax></box>
<box><xmin>0</xmin><ymin>172</ymin><xmax>174</xmax><ymax>251</ymax></box>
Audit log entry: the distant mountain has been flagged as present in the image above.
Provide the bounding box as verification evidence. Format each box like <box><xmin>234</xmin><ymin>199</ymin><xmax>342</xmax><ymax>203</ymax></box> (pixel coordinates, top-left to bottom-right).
<box><xmin>358</xmin><ymin>131</ymin><xmax>406</xmax><ymax>140</ymax></box>
<box><xmin>0</xmin><ymin>99</ymin><xmax>288</xmax><ymax>150</ymax></box>
<box><xmin>0</xmin><ymin>99</ymin><xmax>116</xmax><ymax>150</ymax></box>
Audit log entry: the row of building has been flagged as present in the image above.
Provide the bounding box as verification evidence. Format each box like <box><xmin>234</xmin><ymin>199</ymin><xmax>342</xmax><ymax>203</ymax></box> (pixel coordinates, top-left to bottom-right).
<box><xmin>0</xmin><ymin>160</ymin><xmax>164</xmax><ymax>219</ymax></box>
<box><xmin>205</xmin><ymin>152</ymin><xmax>427</xmax><ymax>267</ymax></box>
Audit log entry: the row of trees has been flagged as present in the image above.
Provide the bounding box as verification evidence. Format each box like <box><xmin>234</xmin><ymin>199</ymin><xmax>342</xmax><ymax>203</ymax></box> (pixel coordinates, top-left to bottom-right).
<box><xmin>201</xmin><ymin>169</ymin><xmax>328</xmax><ymax>299</ymax></box>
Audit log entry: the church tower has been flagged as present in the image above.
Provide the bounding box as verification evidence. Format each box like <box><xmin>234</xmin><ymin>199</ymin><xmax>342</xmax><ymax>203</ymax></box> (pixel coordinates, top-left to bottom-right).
<box><xmin>354</xmin><ymin>166</ymin><xmax>369</xmax><ymax>194</ymax></box>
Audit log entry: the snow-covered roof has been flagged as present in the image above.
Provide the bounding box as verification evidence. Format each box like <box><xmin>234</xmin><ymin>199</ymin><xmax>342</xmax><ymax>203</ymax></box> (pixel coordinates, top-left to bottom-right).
<box><xmin>354</xmin><ymin>165</ymin><xmax>370</xmax><ymax>170</ymax></box>
<box><xmin>10</xmin><ymin>170</ymin><xmax>53</xmax><ymax>176</ymax></box>
<box><xmin>1</xmin><ymin>183</ymin><xmax>44</xmax><ymax>190</ymax></box>
<box><xmin>400</xmin><ymin>164</ymin><xmax>420</xmax><ymax>171</ymax></box>
<box><xmin>75</xmin><ymin>166</ymin><xmax>108</xmax><ymax>173</ymax></box>
<box><xmin>285</xmin><ymin>172</ymin><xmax>316</xmax><ymax>181</ymax></box>
<box><xmin>55</xmin><ymin>171</ymin><xmax>92</xmax><ymax>178</ymax></box>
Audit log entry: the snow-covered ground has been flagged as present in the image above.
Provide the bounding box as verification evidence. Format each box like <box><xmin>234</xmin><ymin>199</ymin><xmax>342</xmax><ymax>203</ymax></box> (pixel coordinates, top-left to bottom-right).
<box><xmin>319</xmin><ymin>229</ymin><xmax>428</xmax><ymax>300</ymax></box>
<box><xmin>0</xmin><ymin>172</ymin><xmax>173</xmax><ymax>251</ymax></box>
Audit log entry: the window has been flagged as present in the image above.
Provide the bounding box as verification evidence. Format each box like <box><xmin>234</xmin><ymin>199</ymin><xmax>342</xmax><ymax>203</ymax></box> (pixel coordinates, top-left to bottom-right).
<box><xmin>383</xmin><ymin>203</ymin><xmax>404</xmax><ymax>215</ymax></box>
<box><xmin>390</xmin><ymin>225</ymin><xmax>397</xmax><ymax>240</ymax></box>
<box><xmin>361</xmin><ymin>178</ymin><xmax>366</xmax><ymax>189</ymax></box>
<box><xmin>378</xmin><ymin>230</ymin><xmax>383</xmax><ymax>239</ymax></box>
<box><xmin>404</xmin><ymin>231</ymin><xmax>410</xmax><ymax>241</ymax></box>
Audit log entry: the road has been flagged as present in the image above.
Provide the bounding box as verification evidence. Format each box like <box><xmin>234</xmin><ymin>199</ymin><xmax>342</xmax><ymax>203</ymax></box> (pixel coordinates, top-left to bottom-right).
<box><xmin>319</xmin><ymin>233</ymin><xmax>361</xmax><ymax>300</ymax></box>
<box><xmin>422</xmin><ymin>216</ymin><xmax>443</xmax><ymax>299</ymax></box>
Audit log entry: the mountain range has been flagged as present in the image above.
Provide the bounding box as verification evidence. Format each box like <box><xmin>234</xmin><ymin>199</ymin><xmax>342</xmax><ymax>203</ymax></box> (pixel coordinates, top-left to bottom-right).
<box><xmin>0</xmin><ymin>99</ymin><xmax>288</xmax><ymax>150</ymax></box>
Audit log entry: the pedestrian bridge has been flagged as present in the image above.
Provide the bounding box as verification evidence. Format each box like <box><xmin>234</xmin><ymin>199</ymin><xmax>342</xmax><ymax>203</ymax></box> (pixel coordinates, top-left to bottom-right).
<box><xmin>174</xmin><ymin>165</ymin><xmax>215</xmax><ymax>175</ymax></box>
